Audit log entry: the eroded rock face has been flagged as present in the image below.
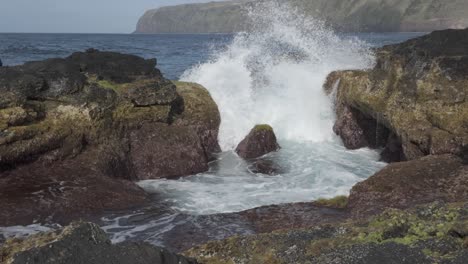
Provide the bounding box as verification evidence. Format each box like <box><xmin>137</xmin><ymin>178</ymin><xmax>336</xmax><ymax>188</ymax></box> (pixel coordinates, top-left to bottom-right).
<box><xmin>0</xmin><ymin>50</ymin><xmax>220</xmax><ymax>225</ymax></box>
<box><xmin>325</xmin><ymin>28</ymin><xmax>468</xmax><ymax>161</ymax></box>
<box><xmin>0</xmin><ymin>222</ymin><xmax>198</xmax><ymax>264</ymax></box>
<box><xmin>236</xmin><ymin>124</ymin><xmax>280</xmax><ymax>159</ymax></box>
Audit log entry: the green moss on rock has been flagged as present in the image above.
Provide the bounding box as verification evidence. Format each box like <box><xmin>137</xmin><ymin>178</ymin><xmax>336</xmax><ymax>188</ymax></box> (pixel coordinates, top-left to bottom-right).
<box><xmin>314</xmin><ymin>195</ymin><xmax>348</xmax><ymax>209</ymax></box>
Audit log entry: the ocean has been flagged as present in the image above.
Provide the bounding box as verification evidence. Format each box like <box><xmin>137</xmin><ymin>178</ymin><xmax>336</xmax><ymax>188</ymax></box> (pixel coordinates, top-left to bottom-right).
<box><xmin>0</xmin><ymin>32</ymin><xmax>423</xmax><ymax>80</ymax></box>
<box><xmin>0</xmin><ymin>12</ymin><xmax>427</xmax><ymax>250</ymax></box>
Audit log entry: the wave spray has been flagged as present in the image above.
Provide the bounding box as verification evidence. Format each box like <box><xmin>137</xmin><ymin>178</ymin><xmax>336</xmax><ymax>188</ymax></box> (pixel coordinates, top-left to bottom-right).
<box><xmin>182</xmin><ymin>1</ymin><xmax>374</xmax><ymax>150</ymax></box>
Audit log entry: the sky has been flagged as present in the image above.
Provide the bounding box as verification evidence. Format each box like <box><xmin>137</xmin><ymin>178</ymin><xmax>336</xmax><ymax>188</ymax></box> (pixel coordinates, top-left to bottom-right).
<box><xmin>0</xmin><ymin>0</ymin><xmax>223</xmax><ymax>33</ymax></box>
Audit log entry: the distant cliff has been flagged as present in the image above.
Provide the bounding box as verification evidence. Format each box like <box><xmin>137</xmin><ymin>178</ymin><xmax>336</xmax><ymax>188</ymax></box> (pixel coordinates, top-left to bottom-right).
<box><xmin>135</xmin><ymin>0</ymin><xmax>468</xmax><ymax>34</ymax></box>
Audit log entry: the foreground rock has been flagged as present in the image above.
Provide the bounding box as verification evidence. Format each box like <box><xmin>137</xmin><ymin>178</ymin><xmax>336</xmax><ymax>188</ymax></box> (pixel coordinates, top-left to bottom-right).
<box><xmin>236</xmin><ymin>124</ymin><xmax>280</xmax><ymax>159</ymax></box>
<box><xmin>325</xmin><ymin>28</ymin><xmax>468</xmax><ymax>162</ymax></box>
<box><xmin>348</xmin><ymin>155</ymin><xmax>468</xmax><ymax>219</ymax></box>
<box><xmin>187</xmin><ymin>202</ymin><xmax>468</xmax><ymax>264</ymax></box>
<box><xmin>136</xmin><ymin>0</ymin><xmax>468</xmax><ymax>34</ymax></box>
<box><xmin>0</xmin><ymin>222</ymin><xmax>197</xmax><ymax>264</ymax></box>
<box><xmin>0</xmin><ymin>50</ymin><xmax>220</xmax><ymax>226</ymax></box>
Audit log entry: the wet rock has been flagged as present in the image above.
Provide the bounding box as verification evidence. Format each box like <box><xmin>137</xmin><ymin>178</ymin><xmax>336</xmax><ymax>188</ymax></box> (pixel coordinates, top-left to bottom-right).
<box><xmin>236</xmin><ymin>124</ymin><xmax>280</xmax><ymax>159</ymax></box>
<box><xmin>0</xmin><ymin>149</ymin><xmax>149</xmax><ymax>226</ymax></box>
<box><xmin>324</xmin><ymin>28</ymin><xmax>468</xmax><ymax>161</ymax></box>
<box><xmin>68</xmin><ymin>49</ymin><xmax>161</xmax><ymax>83</ymax></box>
<box><xmin>248</xmin><ymin>159</ymin><xmax>282</xmax><ymax>175</ymax></box>
<box><xmin>238</xmin><ymin>202</ymin><xmax>348</xmax><ymax>233</ymax></box>
<box><xmin>0</xmin><ymin>222</ymin><xmax>198</xmax><ymax>264</ymax></box>
<box><xmin>348</xmin><ymin>155</ymin><xmax>468</xmax><ymax>219</ymax></box>
<box><xmin>129</xmin><ymin>123</ymin><xmax>208</xmax><ymax>180</ymax></box>
<box><xmin>187</xmin><ymin>202</ymin><xmax>468</xmax><ymax>264</ymax></box>
<box><xmin>0</xmin><ymin>51</ymin><xmax>220</xmax><ymax>226</ymax></box>
<box><xmin>0</xmin><ymin>58</ymin><xmax>3</xmax><ymax>67</ymax></box>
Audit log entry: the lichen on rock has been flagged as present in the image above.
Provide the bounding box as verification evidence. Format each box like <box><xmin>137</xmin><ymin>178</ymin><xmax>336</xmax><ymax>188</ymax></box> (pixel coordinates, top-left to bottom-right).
<box><xmin>0</xmin><ymin>50</ymin><xmax>221</xmax><ymax>225</ymax></box>
<box><xmin>325</xmin><ymin>28</ymin><xmax>468</xmax><ymax>162</ymax></box>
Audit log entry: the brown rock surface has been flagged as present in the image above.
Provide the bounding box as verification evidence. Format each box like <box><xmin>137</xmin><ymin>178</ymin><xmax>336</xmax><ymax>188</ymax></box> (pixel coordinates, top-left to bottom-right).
<box><xmin>0</xmin><ymin>50</ymin><xmax>220</xmax><ymax>225</ymax></box>
<box><xmin>236</xmin><ymin>124</ymin><xmax>280</xmax><ymax>159</ymax></box>
<box><xmin>325</xmin><ymin>28</ymin><xmax>468</xmax><ymax>162</ymax></box>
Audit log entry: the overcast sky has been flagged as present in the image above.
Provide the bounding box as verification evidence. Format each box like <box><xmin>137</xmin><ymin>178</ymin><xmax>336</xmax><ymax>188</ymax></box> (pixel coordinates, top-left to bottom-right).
<box><xmin>0</xmin><ymin>0</ymin><xmax>222</xmax><ymax>33</ymax></box>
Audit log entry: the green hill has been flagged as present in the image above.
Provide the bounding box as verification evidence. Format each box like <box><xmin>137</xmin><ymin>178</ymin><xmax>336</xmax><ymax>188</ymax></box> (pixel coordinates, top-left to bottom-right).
<box><xmin>135</xmin><ymin>0</ymin><xmax>468</xmax><ymax>33</ymax></box>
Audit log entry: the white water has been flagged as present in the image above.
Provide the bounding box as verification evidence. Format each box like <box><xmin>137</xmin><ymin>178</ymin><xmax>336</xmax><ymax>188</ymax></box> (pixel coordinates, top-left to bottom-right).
<box><xmin>136</xmin><ymin>2</ymin><xmax>382</xmax><ymax>216</ymax></box>
<box><xmin>182</xmin><ymin>2</ymin><xmax>374</xmax><ymax>150</ymax></box>
<box><xmin>1</xmin><ymin>3</ymin><xmax>386</xmax><ymax>246</ymax></box>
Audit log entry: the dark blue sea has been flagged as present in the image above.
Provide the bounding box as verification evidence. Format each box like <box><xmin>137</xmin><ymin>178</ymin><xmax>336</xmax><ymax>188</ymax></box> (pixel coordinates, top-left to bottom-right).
<box><xmin>0</xmin><ymin>33</ymin><xmax>425</xmax><ymax>80</ymax></box>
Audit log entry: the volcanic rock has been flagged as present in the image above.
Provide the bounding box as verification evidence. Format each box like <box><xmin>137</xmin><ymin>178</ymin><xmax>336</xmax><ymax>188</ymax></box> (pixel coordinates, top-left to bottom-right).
<box><xmin>325</xmin><ymin>28</ymin><xmax>468</xmax><ymax>162</ymax></box>
<box><xmin>348</xmin><ymin>154</ymin><xmax>468</xmax><ymax>219</ymax></box>
<box><xmin>0</xmin><ymin>50</ymin><xmax>220</xmax><ymax>225</ymax></box>
<box><xmin>236</xmin><ymin>124</ymin><xmax>280</xmax><ymax>159</ymax></box>
<box><xmin>0</xmin><ymin>222</ymin><xmax>198</xmax><ymax>264</ymax></box>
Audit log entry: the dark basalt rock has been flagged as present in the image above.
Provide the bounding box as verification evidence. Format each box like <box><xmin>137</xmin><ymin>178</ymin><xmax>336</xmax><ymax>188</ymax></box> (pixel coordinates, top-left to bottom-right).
<box><xmin>0</xmin><ymin>222</ymin><xmax>198</xmax><ymax>264</ymax></box>
<box><xmin>129</xmin><ymin>123</ymin><xmax>208</xmax><ymax>180</ymax></box>
<box><xmin>69</xmin><ymin>48</ymin><xmax>162</xmax><ymax>83</ymax></box>
<box><xmin>236</xmin><ymin>124</ymin><xmax>280</xmax><ymax>159</ymax></box>
<box><xmin>0</xmin><ymin>51</ymin><xmax>221</xmax><ymax>226</ymax></box>
<box><xmin>348</xmin><ymin>155</ymin><xmax>468</xmax><ymax>219</ymax></box>
<box><xmin>324</xmin><ymin>28</ymin><xmax>468</xmax><ymax>162</ymax></box>
<box><xmin>124</xmin><ymin>80</ymin><xmax>178</xmax><ymax>107</ymax></box>
<box><xmin>248</xmin><ymin>159</ymin><xmax>283</xmax><ymax>175</ymax></box>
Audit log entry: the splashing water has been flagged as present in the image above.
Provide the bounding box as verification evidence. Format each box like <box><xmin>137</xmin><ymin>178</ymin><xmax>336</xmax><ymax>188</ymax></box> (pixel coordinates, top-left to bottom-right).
<box><xmin>181</xmin><ymin>1</ymin><xmax>374</xmax><ymax>150</ymax></box>
<box><xmin>99</xmin><ymin>3</ymin><xmax>384</xmax><ymax>245</ymax></box>
<box><xmin>4</xmin><ymin>3</ymin><xmax>384</xmax><ymax>247</ymax></box>
<box><xmin>133</xmin><ymin>1</ymin><xmax>384</xmax><ymax>216</ymax></box>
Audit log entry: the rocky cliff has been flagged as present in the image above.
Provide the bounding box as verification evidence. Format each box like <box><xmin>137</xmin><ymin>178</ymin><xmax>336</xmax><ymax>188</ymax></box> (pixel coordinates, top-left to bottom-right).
<box><xmin>0</xmin><ymin>49</ymin><xmax>220</xmax><ymax>226</ymax></box>
<box><xmin>135</xmin><ymin>0</ymin><xmax>468</xmax><ymax>34</ymax></box>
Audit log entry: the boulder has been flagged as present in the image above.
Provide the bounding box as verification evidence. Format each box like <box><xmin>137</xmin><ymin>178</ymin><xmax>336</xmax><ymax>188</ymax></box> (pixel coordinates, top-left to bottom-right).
<box><xmin>236</xmin><ymin>124</ymin><xmax>280</xmax><ymax>159</ymax></box>
<box><xmin>0</xmin><ymin>50</ymin><xmax>221</xmax><ymax>225</ymax></box>
<box><xmin>348</xmin><ymin>155</ymin><xmax>468</xmax><ymax>219</ymax></box>
<box><xmin>324</xmin><ymin>28</ymin><xmax>468</xmax><ymax>162</ymax></box>
<box><xmin>0</xmin><ymin>222</ymin><xmax>198</xmax><ymax>264</ymax></box>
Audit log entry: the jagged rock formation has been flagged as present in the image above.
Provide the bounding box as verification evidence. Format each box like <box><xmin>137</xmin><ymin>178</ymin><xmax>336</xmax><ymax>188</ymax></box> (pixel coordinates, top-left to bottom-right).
<box><xmin>325</xmin><ymin>28</ymin><xmax>468</xmax><ymax>162</ymax></box>
<box><xmin>0</xmin><ymin>222</ymin><xmax>198</xmax><ymax>264</ymax></box>
<box><xmin>135</xmin><ymin>0</ymin><xmax>468</xmax><ymax>34</ymax></box>
<box><xmin>0</xmin><ymin>49</ymin><xmax>220</xmax><ymax>226</ymax></box>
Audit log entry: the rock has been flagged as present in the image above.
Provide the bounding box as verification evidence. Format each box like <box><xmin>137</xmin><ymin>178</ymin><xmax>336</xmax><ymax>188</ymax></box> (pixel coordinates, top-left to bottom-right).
<box><xmin>236</xmin><ymin>124</ymin><xmax>280</xmax><ymax>159</ymax></box>
<box><xmin>0</xmin><ymin>51</ymin><xmax>221</xmax><ymax>225</ymax></box>
<box><xmin>172</xmin><ymin>81</ymin><xmax>221</xmax><ymax>158</ymax></box>
<box><xmin>324</xmin><ymin>28</ymin><xmax>468</xmax><ymax>162</ymax></box>
<box><xmin>0</xmin><ymin>222</ymin><xmax>198</xmax><ymax>264</ymax></box>
<box><xmin>186</xmin><ymin>202</ymin><xmax>468</xmax><ymax>264</ymax></box>
<box><xmin>123</xmin><ymin>80</ymin><xmax>178</xmax><ymax>107</ymax></box>
<box><xmin>129</xmin><ymin>123</ymin><xmax>208</xmax><ymax>180</ymax></box>
<box><xmin>347</xmin><ymin>155</ymin><xmax>468</xmax><ymax>219</ymax></box>
<box><xmin>0</xmin><ymin>59</ymin><xmax>2</xmax><ymax>67</ymax></box>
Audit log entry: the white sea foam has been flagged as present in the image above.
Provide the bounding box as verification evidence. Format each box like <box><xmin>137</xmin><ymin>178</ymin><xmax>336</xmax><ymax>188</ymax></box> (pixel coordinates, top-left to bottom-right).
<box><xmin>139</xmin><ymin>1</ymin><xmax>381</xmax><ymax>215</ymax></box>
<box><xmin>181</xmin><ymin>1</ymin><xmax>374</xmax><ymax>150</ymax></box>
